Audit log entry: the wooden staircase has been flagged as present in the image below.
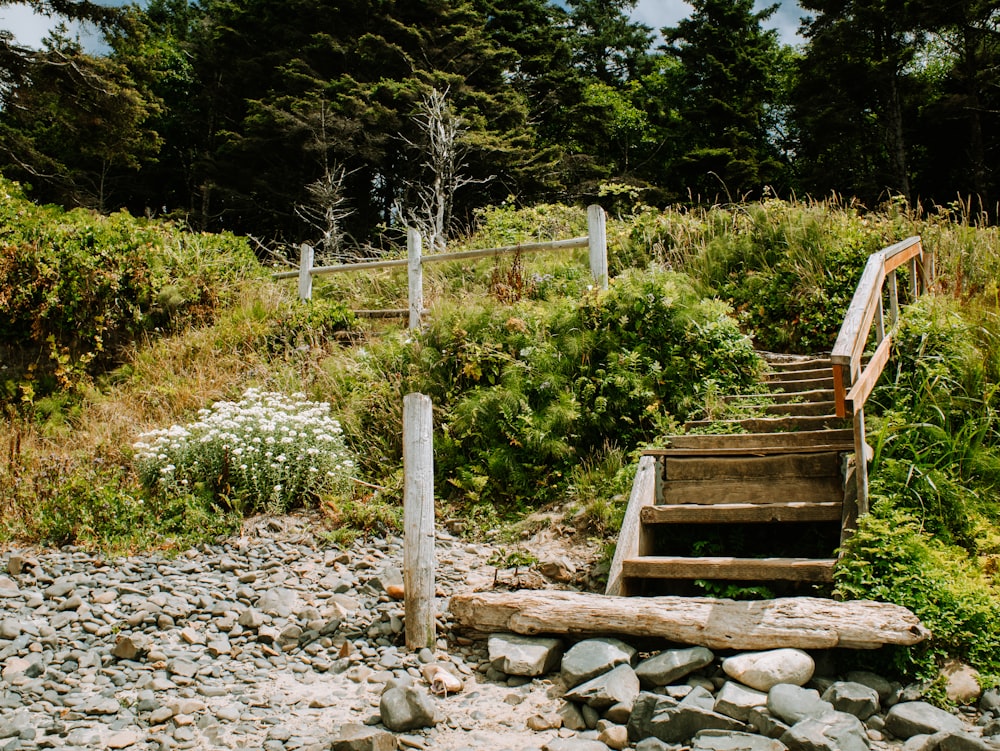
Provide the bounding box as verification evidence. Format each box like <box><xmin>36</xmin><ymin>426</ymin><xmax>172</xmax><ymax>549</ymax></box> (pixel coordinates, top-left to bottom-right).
<box><xmin>606</xmin><ymin>354</ymin><xmax>857</xmax><ymax>597</ymax></box>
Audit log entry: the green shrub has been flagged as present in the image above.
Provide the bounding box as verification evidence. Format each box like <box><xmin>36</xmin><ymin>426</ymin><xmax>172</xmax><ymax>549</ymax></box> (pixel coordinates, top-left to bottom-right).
<box><xmin>836</xmin><ymin>508</ymin><xmax>1000</xmax><ymax>682</ymax></box>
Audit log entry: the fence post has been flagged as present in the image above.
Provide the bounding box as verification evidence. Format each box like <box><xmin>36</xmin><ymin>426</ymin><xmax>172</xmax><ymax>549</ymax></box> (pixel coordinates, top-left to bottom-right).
<box><xmin>407</xmin><ymin>229</ymin><xmax>423</xmax><ymax>330</ymax></box>
<box><xmin>403</xmin><ymin>392</ymin><xmax>435</xmax><ymax>650</ymax></box>
<box><xmin>298</xmin><ymin>244</ymin><xmax>314</xmax><ymax>301</ymax></box>
<box><xmin>587</xmin><ymin>204</ymin><xmax>608</xmax><ymax>291</ymax></box>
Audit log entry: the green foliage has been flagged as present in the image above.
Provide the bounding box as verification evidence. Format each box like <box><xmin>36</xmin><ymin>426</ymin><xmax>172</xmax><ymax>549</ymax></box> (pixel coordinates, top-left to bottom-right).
<box><xmin>0</xmin><ymin>178</ymin><xmax>261</xmax><ymax>401</ymax></box>
<box><xmin>133</xmin><ymin>388</ymin><xmax>356</xmax><ymax>515</ymax></box>
<box><xmin>836</xmin><ymin>509</ymin><xmax>1000</xmax><ymax>681</ymax></box>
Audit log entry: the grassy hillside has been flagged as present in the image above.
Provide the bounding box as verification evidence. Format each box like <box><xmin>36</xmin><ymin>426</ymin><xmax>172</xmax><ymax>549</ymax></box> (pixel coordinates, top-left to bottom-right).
<box><xmin>1</xmin><ymin>179</ymin><xmax>1000</xmax><ymax>684</ymax></box>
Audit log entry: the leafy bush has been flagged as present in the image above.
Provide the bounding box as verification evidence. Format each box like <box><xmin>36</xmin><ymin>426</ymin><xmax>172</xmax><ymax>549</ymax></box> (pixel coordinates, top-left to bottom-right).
<box><xmin>836</xmin><ymin>509</ymin><xmax>1000</xmax><ymax>682</ymax></box>
<box><xmin>0</xmin><ymin>177</ymin><xmax>262</xmax><ymax>401</ymax></box>
<box><xmin>134</xmin><ymin>388</ymin><xmax>356</xmax><ymax>514</ymax></box>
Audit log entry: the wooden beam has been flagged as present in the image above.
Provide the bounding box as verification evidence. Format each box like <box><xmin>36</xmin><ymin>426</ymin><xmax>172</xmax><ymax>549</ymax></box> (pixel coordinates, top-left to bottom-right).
<box><xmin>449</xmin><ymin>591</ymin><xmax>929</xmax><ymax>650</ymax></box>
<box><xmin>641</xmin><ymin>501</ymin><xmax>843</xmax><ymax>524</ymax></box>
<box><xmin>403</xmin><ymin>393</ymin><xmax>436</xmax><ymax>649</ymax></box>
<box><xmin>621</xmin><ymin>556</ymin><xmax>836</xmax><ymax>583</ymax></box>
<box><xmin>605</xmin><ymin>455</ymin><xmax>657</xmax><ymax>596</ymax></box>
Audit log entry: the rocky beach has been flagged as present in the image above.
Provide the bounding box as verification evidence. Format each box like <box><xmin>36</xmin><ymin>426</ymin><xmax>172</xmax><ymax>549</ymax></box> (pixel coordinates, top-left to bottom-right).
<box><xmin>1</xmin><ymin>515</ymin><xmax>997</xmax><ymax>751</ymax></box>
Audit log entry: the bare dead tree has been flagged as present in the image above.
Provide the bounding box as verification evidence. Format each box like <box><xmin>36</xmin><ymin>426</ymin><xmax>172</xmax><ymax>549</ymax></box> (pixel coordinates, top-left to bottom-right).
<box><xmin>295</xmin><ymin>162</ymin><xmax>353</xmax><ymax>261</ymax></box>
<box><xmin>401</xmin><ymin>87</ymin><xmax>488</xmax><ymax>251</ymax></box>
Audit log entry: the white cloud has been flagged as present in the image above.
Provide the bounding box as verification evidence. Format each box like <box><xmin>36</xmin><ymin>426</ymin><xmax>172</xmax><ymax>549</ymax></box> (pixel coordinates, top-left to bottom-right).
<box><xmin>0</xmin><ymin>2</ymin><xmax>109</xmax><ymax>51</ymax></box>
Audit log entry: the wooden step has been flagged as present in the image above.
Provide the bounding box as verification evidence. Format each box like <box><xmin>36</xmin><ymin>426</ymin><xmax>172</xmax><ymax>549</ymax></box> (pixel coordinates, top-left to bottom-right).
<box><xmin>767</xmin><ymin>367</ymin><xmax>834</xmax><ymax>382</ymax></box>
<box><xmin>661</xmin><ymin>452</ymin><xmax>842</xmax><ymax>481</ymax></box>
<box><xmin>765</xmin><ymin>376</ymin><xmax>836</xmax><ymax>392</ymax></box>
<box><xmin>621</xmin><ymin>556</ymin><xmax>836</xmax><ymax>582</ymax></box>
<box><xmin>660</xmin><ymin>476</ymin><xmax>844</xmax><ymax>505</ymax></box>
<box><xmin>724</xmin><ymin>389</ymin><xmax>833</xmax><ymax>404</ymax></box>
<box><xmin>652</xmin><ymin>429</ymin><xmax>855</xmax><ymax>454</ymax></box>
<box><xmin>766</xmin><ymin>358</ymin><xmax>832</xmax><ymax>372</ymax></box>
<box><xmin>641</xmin><ymin>501</ymin><xmax>843</xmax><ymax>524</ymax></box>
<box><xmin>757</xmin><ymin>401</ymin><xmax>839</xmax><ymax>417</ymax></box>
<box><xmin>683</xmin><ymin>415</ymin><xmax>850</xmax><ymax>433</ymax></box>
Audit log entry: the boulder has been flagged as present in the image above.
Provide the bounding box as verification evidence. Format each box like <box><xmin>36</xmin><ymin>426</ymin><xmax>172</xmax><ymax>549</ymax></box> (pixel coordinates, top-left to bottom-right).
<box><xmin>489</xmin><ymin>633</ymin><xmax>563</xmax><ymax>677</ymax></box>
<box><xmin>692</xmin><ymin>729</ymin><xmax>789</xmax><ymax>751</ymax></box>
<box><xmin>941</xmin><ymin>660</ymin><xmax>982</xmax><ymax>705</ymax></box>
<box><xmin>564</xmin><ymin>664</ymin><xmax>640</xmax><ymax>711</ymax></box>
<box><xmin>330</xmin><ymin>725</ymin><xmax>397</xmax><ymax>751</ymax></box>
<box><xmin>767</xmin><ymin>684</ymin><xmax>834</xmax><ymax>726</ymax></box>
<box><xmin>724</xmin><ymin>650</ymin><xmax>815</xmax><ymax>692</ymax></box>
<box><xmin>821</xmin><ymin>681</ymin><xmax>880</xmax><ymax>720</ymax></box>
<box><xmin>635</xmin><ymin>647</ymin><xmax>715</xmax><ymax>689</ymax></box>
<box><xmin>780</xmin><ymin>711</ymin><xmax>870</xmax><ymax>751</ymax></box>
<box><xmin>715</xmin><ymin>681</ymin><xmax>769</xmax><ymax>723</ymax></box>
<box><xmin>561</xmin><ymin>638</ymin><xmax>637</xmax><ymax>688</ymax></box>
<box><xmin>885</xmin><ymin>702</ymin><xmax>966</xmax><ymax>739</ymax></box>
<box><xmin>378</xmin><ymin>685</ymin><xmax>437</xmax><ymax>732</ymax></box>
<box><xmin>646</xmin><ymin>704</ymin><xmax>748</xmax><ymax>745</ymax></box>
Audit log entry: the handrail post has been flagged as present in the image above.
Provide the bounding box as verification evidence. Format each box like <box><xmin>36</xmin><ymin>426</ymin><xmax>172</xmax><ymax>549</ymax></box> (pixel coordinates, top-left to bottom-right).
<box><xmin>403</xmin><ymin>393</ymin><xmax>436</xmax><ymax>650</ymax></box>
<box><xmin>298</xmin><ymin>243</ymin><xmax>314</xmax><ymax>301</ymax></box>
<box><xmin>853</xmin><ymin>408</ymin><xmax>869</xmax><ymax>517</ymax></box>
<box><xmin>587</xmin><ymin>204</ymin><xmax>608</xmax><ymax>291</ymax></box>
<box><xmin>888</xmin><ymin>271</ymin><xmax>899</xmax><ymax>329</ymax></box>
<box><xmin>407</xmin><ymin>228</ymin><xmax>423</xmax><ymax>330</ymax></box>
<box><xmin>909</xmin><ymin>257</ymin><xmax>919</xmax><ymax>300</ymax></box>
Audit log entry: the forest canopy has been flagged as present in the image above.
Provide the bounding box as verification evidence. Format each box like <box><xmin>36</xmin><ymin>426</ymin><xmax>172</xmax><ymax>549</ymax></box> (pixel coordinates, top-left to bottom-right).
<box><xmin>0</xmin><ymin>0</ymin><xmax>997</xmax><ymax>244</ymax></box>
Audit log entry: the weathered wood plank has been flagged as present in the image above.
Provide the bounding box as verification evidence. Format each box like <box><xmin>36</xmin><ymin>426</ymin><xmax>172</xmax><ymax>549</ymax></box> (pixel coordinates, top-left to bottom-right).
<box><xmin>660</xmin><ymin>476</ymin><xmax>844</xmax><ymax>505</ymax></box>
<box><xmin>766</xmin><ymin>367</ymin><xmax>835</xmax><ymax>382</ymax></box>
<box><xmin>641</xmin><ymin>501</ymin><xmax>843</xmax><ymax>524</ymax></box>
<box><xmin>403</xmin><ymin>393</ymin><xmax>435</xmax><ymax>649</ymax></box>
<box><xmin>622</xmin><ymin>556</ymin><xmax>836</xmax><ymax>582</ymax></box>
<box><xmin>684</xmin><ymin>415</ymin><xmax>849</xmax><ymax>433</ymax></box>
<box><xmin>724</xmin><ymin>389</ymin><xmax>832</xmax><ymax>404</ymax></box>
<box><xmin>765</xmin><ymin>377</ymin><xmax>836</xmax><ymax>393</ymax></box>
<box><xmin>845</xmin><ymin>334</ymin><xmax>892</xmax><ymax>414</ymax></box>
<box><xmin>605</xmin><ymin>455</ymin><xmax>657</xmax><ymax>597</ymax></box>
<box><xmin>661</xmin><ymin>430</ymin><xmax>855</xmax><ymax>452</ymax></box>
<box><xmin>758</xmin><ymin>401</ymin><xmax>839</xmax><ymax>416</ymax></box>
<box><xmin>662</xmin><ymin>452</ymin><xmax>842</xmax><ymax>481</ymax></box>
<box><xmin>832</xmin><ymin>253</ymin><xmax>885</xmax><ymax>368</ymax></box>
<box><xmin>449</xmin><ymin>591</ymin><xmax>929</xmax><ymax>650</ymax></box>
<box><xmin>644</xmin><ymin>445</ymin><xmax>855</xmax><ymax>457</ymax></box>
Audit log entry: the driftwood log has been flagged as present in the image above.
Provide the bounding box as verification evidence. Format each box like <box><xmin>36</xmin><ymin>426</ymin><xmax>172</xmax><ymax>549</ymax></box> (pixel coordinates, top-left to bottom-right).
<box><xmin>449</xmin><ymin>591</ymin><xmax>928</xmax><ymax>651</ymax></box>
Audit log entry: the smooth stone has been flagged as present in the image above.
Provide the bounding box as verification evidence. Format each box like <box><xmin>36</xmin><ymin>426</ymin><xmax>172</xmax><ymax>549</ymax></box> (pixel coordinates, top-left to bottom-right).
<box><xmin>886</xmin><ymin>702</ymin><xmax>966</xmax><ymax>739</ymax></box>
<box><xmin>330</xmin><ymin>724</ymin><xmax>397</xmax><ymax>751</ymax></box>
<box><xmin>692</xmin><ymin>729</ymin><xmax>789</xmax><ymax>751</ymax></box>
<box><xmin>822</xmin><ymin>681</ymin><xmax>880</xmax><ymax>720</ymax></box>
<box><xmin>715</xmin><ymin>681</ymin><xmax>768</xmax><ymax>722</ymax></box>
<box><xmin>941</xmin><ymin>660</ymin><xmax>982</xmax><ymax>705</ymax></box>
<box><xmin>379</xmin><ymin>685</ymin><xmax>437</xmax><ymax>731</ymax></box>
<box><xmin>542</xmin><ymin>740</ymin><xmax>611</xmax><ymax>751</ymax></box>
<box><xmin>767</xmin><ymin>684</ymin><xmax>834</xmax><ymax>726</ymax></box>
<box><xmin>563</xmin><ymin>664</ymin><xmax>640</xmax><ymax>711</ymax></box>
<box><xmin>780</xmin><ymin>710</ymin><xmax>869</xmax><ymax>751</ymax></box>
<box><xmin>723</xmin><ymin>650</ymin><xmax>815</xmax><ymax>692</ymax></box>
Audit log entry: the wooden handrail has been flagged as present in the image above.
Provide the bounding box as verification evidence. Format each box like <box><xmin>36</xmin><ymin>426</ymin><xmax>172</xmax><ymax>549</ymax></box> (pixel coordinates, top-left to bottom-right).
<box><xmin>829</xmin><ymin>235</ymin><xmax>931</xmax><ymax>519</ymax></box>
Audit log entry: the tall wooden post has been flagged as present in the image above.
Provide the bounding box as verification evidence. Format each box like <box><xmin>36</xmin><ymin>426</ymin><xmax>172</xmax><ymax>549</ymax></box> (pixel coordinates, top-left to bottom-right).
<box><xmin>853</xmin><ymin>407</ymin><xmax>869</xmax><ymax>517</ymax></box>
<box><xmin>298</xmin><ymin>244</ymin><xmax>314</xmax><ymax>301</ymax></box>
<box><xmin>587</xmin><ymin>204</ymin><xmax>608</xmax><ymax>291</ymax></box>
<box><xmin>407</xmin><ymin>229</ymin><xmax>423</xmax><ymax>330</ymax></box>
<box><xmin>403</xmin><ymin>393</ymin><xmax>435</xmax><ymax>650</ymax></box>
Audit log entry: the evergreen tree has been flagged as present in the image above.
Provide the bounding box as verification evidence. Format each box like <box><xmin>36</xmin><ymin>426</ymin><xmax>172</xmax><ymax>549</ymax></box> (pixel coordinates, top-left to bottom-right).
<box><xmin>664</xmin><ymin>0</ymin><xmax>789</xmax><ymax>200</ymax></box>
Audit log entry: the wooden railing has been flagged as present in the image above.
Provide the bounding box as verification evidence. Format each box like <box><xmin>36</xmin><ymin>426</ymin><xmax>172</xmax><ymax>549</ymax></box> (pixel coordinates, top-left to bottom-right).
<box><xmin>830</xmin><ymin>236</ymin><xmax>933</xmax><ymax>519</ymax></box>
<box><xmin>274</xmin><ymin>205</ymin><xmax>608</xmax><ymax>329</ymax></box>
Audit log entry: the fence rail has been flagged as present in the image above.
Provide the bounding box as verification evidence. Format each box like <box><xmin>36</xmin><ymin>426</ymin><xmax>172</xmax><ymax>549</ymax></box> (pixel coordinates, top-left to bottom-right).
<box><xmin>830</xmin><ymin>235</ymin><xmax>933</xmax><ymax>520</ymax></box>
<box><xmin>274</xmin><ymin>205</ymin><xmax>608</xmax><ymax>328</ymax></box>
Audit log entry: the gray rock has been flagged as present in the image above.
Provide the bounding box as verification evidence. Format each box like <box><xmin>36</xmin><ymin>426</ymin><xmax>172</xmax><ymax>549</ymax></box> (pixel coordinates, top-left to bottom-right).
<box><xmin>564</xmin><ymin>664</ymin><xmax>640</xmax><ymax>711</ymax></box>
<box><xmin>329</xmin><ymin>724</ymin><xmax>397</xmax><ymax>751</ymax></box>
<box><xmin>256</xmin><ymin>587</ymin><xmax>300</xmax><ymax>617</ymax></box>
<box><xmin>645</xmin><ymin>704</ymin><xmax>748</xmax><ymax>745</ymax></box>
<box><xmin>0</xmin><ymin>709</ymin><xmax>32</xmax><ymax>739</ymax></box>
<box><xmin>767</xmin><ymin>684</ymin><xmax>834</xmax><ymax>725</ymax></box>
<box><xmin>715</xmin><ymin>681</ymin><xmax>769</xmax><ymax>722</ymax></box>
<box><xmin>561</xmin><ymin>639</ymin><xmax>637</xmax><ymax>688</ymax></box>
<box><xmin>635</xmin><ymin>740</ymin><xmax>675</xmax><ymax>751</ymax></box>
<box><xmin>724</xmin><ymin>650</ymin><xmax>815</xmax><ymax>692</ymax></box>
<box><xmin>111</xmin><ymin>632</ymin><xmax>150</xmax><ymax>660</ymax></box>
<box><xmin>682</xmin><ymin>685</ymin><xmax>719</xmax><ymax>712</ymax></box>
<box><xmin>692</xmin><ymin>729</ymin><xmax>789</xmax><ymax>751</ymax></box>
<box><xmin>821</xmin><ymin>681</ymin><xmax>879</xmax><ymax>721</ymax></box>
<box><xmin>979</xmin><ymin>688</ymin><xmax>1000</xmax><ymax>715</ymax></box>
<box><xmin>238</xmin><ymin>607</ymin><xmax>266</xmax><ymax>629</ymax></box>
<box><xmin>379</xmin><ymin>685</ymin><xmax>437</xmax><ymax>732</ymax></box>
<box><xmin>846</xmin><ymin>671</ymin><xmax>896</xmax><ymax>705</ymax></box>
<box><xmin>780</xmin><ymin>711</ymin><xmax>870</xmax><ymax>751</ymax></box>
<box><xmin>0</xmin><ymin>620</ymin><xmax>21</xmax><ymax>640</ymax></box>
<box><xmin>635</xmin><ymin>647</ymin><xmax>715</xmax><ymax>689</ymax></box>
<box><xmin>559</xmin><ymin>701</ymin><xmax>589</xmax><ymax>731</ymax></box>
<box><xmin>628</xmin><ymin>692</ymin><xmax>680</xmax><ymax>742</ymax></box>
<box><xmin>913</xmin><ymin>731</ymin><xmax>995</xmax><ymax>751</ymax></box>
<box><xmin>885</xmin><ymin>702</ymin><xmax>966</xmax><ymax>739</ymax></box>
<box><xmin>748</xmin><ymin>707</ymin><xmax>791</xmax><ymax>739</ymax></box>
<box><xmin>488</xmin><ymin>633</ymin><xmax>563</xmax><ymax>677</ymax></box>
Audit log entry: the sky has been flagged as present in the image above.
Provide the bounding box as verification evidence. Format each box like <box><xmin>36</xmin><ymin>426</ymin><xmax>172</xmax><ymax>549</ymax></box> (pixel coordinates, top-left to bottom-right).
<box><xmin>0</xmin><ymin>0</ymin><xmax>806</xmax><ymax>51</ymax></box>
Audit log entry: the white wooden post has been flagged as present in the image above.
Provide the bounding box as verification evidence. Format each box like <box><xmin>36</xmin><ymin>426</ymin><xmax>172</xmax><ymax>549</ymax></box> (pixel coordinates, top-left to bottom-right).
<box><xmin>403</xmin><ymin>393</ymin><xmax>435</xmax><ymax>650</ymax></box>
<box><xmin>587</xmin><ymin>204</ymin><xmax>608</xmax><ymax>291</ymax></box>
<box><xmin>298</xmin><ymin>244</ymin><xmax>314</xmax><ymax>301</ymax></box>
<box><xmin>407</xmin><ymin>228</ymin><xmax>423</xmax><ymax>330</ymax></box>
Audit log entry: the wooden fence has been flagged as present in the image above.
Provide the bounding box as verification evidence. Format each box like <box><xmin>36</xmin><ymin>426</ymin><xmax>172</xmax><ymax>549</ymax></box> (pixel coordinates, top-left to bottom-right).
<box><xmin>273</xmin><ymin>205</ymin><xmax>608</xmax><ymax>329</ymax></box>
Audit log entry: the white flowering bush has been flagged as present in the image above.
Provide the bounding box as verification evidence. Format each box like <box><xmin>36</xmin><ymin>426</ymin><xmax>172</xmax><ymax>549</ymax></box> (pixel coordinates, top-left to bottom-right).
<box><xmin>133</xmin><ymin>388</ymin><xmax>355</xmax><ymax>514</ymax></box>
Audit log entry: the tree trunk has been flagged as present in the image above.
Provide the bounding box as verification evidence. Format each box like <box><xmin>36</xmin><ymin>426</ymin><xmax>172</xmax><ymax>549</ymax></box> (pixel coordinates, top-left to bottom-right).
<box><xmin>449</xmin><ymin>591</ymin><xmax>928</xmax><ymax>650</ymax></box>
